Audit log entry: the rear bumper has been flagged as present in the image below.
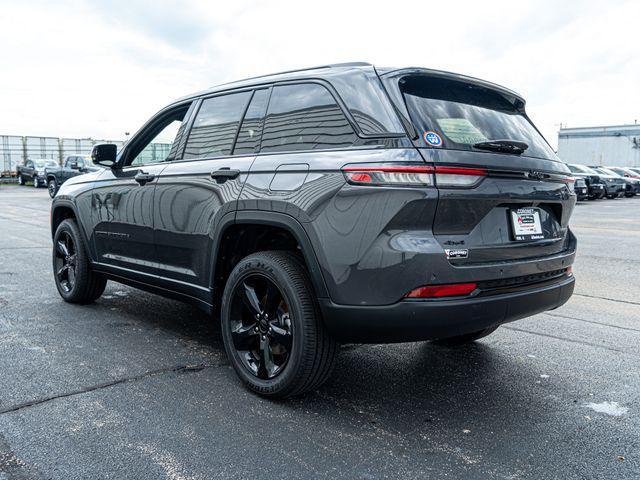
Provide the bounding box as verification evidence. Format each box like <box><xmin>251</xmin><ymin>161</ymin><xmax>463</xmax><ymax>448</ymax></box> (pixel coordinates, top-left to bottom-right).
<box><xmin>319</xmin><ymin>275</ymin><xmax>575</xmax><ymax>343</ymax></box>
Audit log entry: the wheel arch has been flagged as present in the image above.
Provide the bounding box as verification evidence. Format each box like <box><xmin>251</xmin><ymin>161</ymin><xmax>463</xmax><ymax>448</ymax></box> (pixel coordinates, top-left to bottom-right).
<box><xmin>211</xmin><ymin>211</ymin><xmax>329</xmax><ymax>309</ymax></box>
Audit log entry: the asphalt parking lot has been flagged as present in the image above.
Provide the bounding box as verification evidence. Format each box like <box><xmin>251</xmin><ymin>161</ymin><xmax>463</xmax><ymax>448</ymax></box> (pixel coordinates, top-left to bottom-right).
<box><xmin>0</xmin><ymin>185</ymin><xmax>638</xmax><ymax>479</ymax></box>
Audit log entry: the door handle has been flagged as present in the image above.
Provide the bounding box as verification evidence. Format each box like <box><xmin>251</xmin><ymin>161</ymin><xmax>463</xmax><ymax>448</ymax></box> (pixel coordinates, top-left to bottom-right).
<box><xmin>134</xmin><ymin>171</ymin><xmax>156</xmax><ymax>186</ymax></box>
<box><xmin>210</xmin><ymin>168</ymin><xmax>240</xmax><ymax>183</ymax></box>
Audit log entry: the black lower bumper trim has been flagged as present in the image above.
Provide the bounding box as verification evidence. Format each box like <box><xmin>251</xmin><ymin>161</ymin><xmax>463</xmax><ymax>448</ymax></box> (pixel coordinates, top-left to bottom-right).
<box><xmin>319</xmin><ymin>276</ymin><xmax>575</xmax><ymax>344</ymax></box>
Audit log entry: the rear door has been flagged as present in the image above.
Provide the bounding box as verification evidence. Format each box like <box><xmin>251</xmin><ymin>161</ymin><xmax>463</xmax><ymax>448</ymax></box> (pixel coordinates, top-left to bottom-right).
<box><xmin>152</xmin><ymin>89</ymin><xmax>266</xmax><ymax>296</ymax></box>
<box><xmin>390</xmin><ymin>73</ymin><xmax>576</xmax><ymax>265</ymax></box>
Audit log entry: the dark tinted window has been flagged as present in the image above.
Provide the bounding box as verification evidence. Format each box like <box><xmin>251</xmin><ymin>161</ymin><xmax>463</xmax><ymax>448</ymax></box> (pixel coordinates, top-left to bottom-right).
<box><xmin>261</xmin><ymin>83</ymin><xmax>357</xmax><ymax>153</ymax></box>
<box><xmin>184</xmin><ymin>91</ymin><xmax>251</xmax><ymax>158</ymax></box>
<box><xmin>401</xmin><ymin>75</ymin><xmax>558</xmax><ymax>161</ymax></box>
<box><xmin>233</xmin><ymin>89</ymin><xmax>269</xmax><ymax>155</ymax></box>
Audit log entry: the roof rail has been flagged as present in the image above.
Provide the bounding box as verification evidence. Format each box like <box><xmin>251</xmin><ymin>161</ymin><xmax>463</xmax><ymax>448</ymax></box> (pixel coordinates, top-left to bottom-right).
<box><xmin>211</xmin><ymin>62</ymin><xmax>372</xmax><ymax>89</ymax></box>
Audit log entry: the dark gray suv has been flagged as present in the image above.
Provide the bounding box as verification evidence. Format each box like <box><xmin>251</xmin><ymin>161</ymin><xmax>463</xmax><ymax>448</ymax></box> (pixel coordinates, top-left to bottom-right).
<box><xmin>50</xmin><ymin>62</ymin><xmax>576</xmax><ymax>397</ymax></box>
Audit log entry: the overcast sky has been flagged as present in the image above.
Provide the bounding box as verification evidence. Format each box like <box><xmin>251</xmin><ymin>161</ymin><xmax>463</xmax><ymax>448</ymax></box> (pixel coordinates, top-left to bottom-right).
<box><xmin>1</xmin><ymin>0</ymin><xmax>638</xmax><ymax>148</ymax></box>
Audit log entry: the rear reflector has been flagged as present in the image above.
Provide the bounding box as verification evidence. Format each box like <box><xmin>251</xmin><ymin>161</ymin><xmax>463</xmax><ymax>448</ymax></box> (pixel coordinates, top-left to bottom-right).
<box><xmin>405</xmin><ymin>282</ymin><xmax>477</xmax><ymax>298</ymax></box>
<box><xmin>342</xmin><ymin>165</ymin><xmax>434</xmax><ymax>186</ymax></box>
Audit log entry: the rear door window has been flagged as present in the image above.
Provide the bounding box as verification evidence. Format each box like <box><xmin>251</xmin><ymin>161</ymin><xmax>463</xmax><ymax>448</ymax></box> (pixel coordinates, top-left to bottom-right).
<box><xmin>233</xmin><ymin>89</ymin><xmax>270</xmax><ymax>155</ymax></box>
<box><xmin>184</xmin><ymin>91</ymin><xmax>252</xmax><ymax>159</ymax></box>
<box><xmin>260</xmin><ymin>83</ymin><xmax>357</xmax><ymax>153</ymax></box>
<box><xmin>400</xmin><ymin>75</ymin><xmax>558</xmax><ymax>161</ymax></box>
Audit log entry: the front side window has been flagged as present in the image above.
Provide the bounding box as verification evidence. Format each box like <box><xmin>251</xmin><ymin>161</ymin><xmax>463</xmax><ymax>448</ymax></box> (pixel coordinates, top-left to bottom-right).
<box><xmin>401</xmin><ymin>75</ymin><xmax>558</xmax><ymax>161</ymax></box>
<box><xmin>127</xmin><ymin>104</ymin><xmax>191</xmax><ymax>167</ymax></box>
<box><xmin>260</xmin><ymin>83</ymin><xmax>357</xmax><ymax>153</ymax></box>
<box><xmin>183</xmin><ymin>91</ymin><xmax>252</xmax><ymax>159</ymax></box>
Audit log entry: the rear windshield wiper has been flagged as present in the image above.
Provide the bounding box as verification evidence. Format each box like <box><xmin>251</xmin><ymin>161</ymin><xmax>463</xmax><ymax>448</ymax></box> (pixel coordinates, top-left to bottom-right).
<box><xmin>473</xmin><ymin>139</ymin><xmax>529</xmax><ymax>155</ymax></box>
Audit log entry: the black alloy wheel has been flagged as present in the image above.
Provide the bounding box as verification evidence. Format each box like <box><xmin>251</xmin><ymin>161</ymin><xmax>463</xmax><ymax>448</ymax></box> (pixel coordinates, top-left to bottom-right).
<box><xmin>52</xmin><ymin>218</ymin><xmax>107</xmax><ymax>303</ymax></box>
<box><xmin>54</xmin><ymin>231</ymin><xmax>77</xmax><ymax>293</ymax></box>
<box><xmin>48</xmin><ymin>179</ymin><xmax>57</xmax><ymax>198</ymax></box>
<box><xmin>229</xmin><ymin>274</ymin><xmax>293</xmax><ymax>380</ymax></box>
<box><xmin>221</xmin><ymin>251</ymin><xmax>337</xmax><ymax>398</ymax></box>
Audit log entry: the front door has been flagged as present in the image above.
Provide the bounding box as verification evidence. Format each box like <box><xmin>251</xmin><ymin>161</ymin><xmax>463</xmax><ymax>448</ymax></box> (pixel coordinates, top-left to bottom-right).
<box><xmin>90</xmin><ymin>102</ymin><xmax>193</xmax><ymax>279</ymax></box>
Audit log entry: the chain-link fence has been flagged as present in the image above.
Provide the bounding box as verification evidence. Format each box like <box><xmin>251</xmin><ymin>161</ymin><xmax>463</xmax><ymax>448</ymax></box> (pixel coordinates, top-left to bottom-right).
<box><xmin>1</xmin><ymin>135</ymin><xmax>125</xmax><ymax>176</ymax></box>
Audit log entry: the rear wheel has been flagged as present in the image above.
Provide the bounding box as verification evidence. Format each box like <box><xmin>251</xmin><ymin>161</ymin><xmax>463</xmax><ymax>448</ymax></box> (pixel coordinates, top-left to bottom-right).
<box><xmin>48</xmin><ymin>179</ymin><xmax>58</xmax><ymax>198</ymax></box>
<box><xmin>221</xmin><ymin>251</ymin><xmax>337</xmax><ymax>398</ymax></box>
<box><xmin>432</xmin><ymin>326</ymin><xmax>498</xmax><ymax>346</ymax></box>
<box><xmin>18</xmin><ymin>174</ymin><xmax>24</xmax><ymax>185</ymax></box>
<box><xmin>53</xmin><ymin>218</ymin><xmax>107</xmax><ymax>303</ymax></box>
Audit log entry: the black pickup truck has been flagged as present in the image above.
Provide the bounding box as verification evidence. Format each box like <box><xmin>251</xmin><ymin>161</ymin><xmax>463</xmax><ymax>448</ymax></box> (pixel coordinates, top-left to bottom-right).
<box><xmin>45</xmin><ymin>155</ymin><xmax>103</xmax><ymax>198</ymax></box>
<box><xmin>16</xmin><ymin>158</ymin><xmax>59</xmax><ymax>187</ymax></box>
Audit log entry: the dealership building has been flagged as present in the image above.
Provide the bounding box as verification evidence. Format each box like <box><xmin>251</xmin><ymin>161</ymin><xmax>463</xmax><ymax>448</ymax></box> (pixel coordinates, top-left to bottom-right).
<box><xmin>557</xmin><ymin>124</ymin><xmax>640</xmax><ymax>167</ymax></box>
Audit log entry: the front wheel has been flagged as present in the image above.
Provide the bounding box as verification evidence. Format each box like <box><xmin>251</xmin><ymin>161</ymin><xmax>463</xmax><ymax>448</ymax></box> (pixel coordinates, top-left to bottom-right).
<box><xmin>18</xmin><ymin>174</ymin><xmax>24</xmax><ymax>185</ymax></box>
<box><xmin>432</xmin><ymin>326</ymin><xmax>499</xmax><ymax>347</ymax></box>
<box><xmin>33</xmin><ymin>177</ymin><xmax>39</xmax><ymax>188</ymax></box>
<box><xmin>221</xmin><ymin>251</ymin><xmax>337</xmax><ymax>398</ymax></box>
<box><xmin>53</xmin><ymin>218</ymin><xmax>107</xmax><ymax>303</ymax></box>
<box><xmin>48</xmin><ymin>179</ymin><xmax>58</xmax><ymax>198</ymax></box>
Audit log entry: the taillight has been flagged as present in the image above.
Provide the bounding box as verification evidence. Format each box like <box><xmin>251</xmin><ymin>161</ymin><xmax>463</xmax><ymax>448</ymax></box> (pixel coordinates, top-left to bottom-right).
<box><xmin>342</xmin><ymin>165</ymin><xmax>434</xmax><ymax>186</ymax></box>
<box><xmin>565</xmin><ymin>177</ymin><xmax>576</xmax><ymax>193</ymax></box>
<box><xmin>434</xmin><ymin>166</ymin><xmax>487</xmax><ymax>188</ymax></box>
<box><xmin>405</xmin><ymin>282</ymin><xmax>478</xmax><ymax>298</ymax></box>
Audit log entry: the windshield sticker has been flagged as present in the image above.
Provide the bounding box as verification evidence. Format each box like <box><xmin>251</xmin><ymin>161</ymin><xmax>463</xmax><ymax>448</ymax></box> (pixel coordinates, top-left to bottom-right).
<box><xmin>423</xmin><ymin>131</ymin><xmax>443</xmax><ymax>147</ymax></box>
<box><xmin>435</xmin><ymin>118</ymin><xmax>487</xmax><ymax>145</ymax></box>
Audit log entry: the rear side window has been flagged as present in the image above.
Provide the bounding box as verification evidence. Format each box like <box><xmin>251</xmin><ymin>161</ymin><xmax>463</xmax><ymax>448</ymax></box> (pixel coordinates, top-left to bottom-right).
<box><xmin>400</xmin><ymin>75</ymin><xmax>558</xmax><ymax>161</ymax></box>
<box><xmin>260</xmin><ymin>83</ymin><xmax>357</xmax><ymax>153</ymax></box>
<box><xmin>233</xmin><ymin>89</ymin><xmax>269</xmax><ymax>155</ymax></box>
<box><xmin>184</xmin><ymin>91</ymin><xmax>252</xmax><ymax>159</ymax></box>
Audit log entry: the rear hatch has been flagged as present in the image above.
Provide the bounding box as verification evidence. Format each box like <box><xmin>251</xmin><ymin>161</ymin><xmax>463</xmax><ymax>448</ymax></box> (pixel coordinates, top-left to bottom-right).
<box><xmin>385</xmin><ymin>71</ymin><xmax>576</xmax><ymax>265</ymax></box>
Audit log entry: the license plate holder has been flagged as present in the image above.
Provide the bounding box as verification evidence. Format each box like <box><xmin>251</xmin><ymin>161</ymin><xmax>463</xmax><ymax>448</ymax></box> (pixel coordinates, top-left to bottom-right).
<box><xmin>510</xmin><ymin>207</ymin><xmax>545</xmax><ymax>241</ymax></box>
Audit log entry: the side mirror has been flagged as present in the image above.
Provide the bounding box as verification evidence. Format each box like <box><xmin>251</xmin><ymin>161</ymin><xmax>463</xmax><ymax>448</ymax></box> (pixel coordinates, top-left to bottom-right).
<box><xmin>91</xmin><ymin>143</ymin><xmax>118</xmax><ymax>168</ymax></box>
<box><xmin>70</xmin><ymin>161</ymin><xmax>79</xmax><ymax>170</ymax></box>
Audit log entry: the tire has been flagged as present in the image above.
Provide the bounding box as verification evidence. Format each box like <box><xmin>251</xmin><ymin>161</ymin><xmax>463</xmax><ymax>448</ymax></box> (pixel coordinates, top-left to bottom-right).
<box><xmin>18</xmin><ymin>174</ymin><xmax>24</xmax><ymax>185</ymax></box>
<box><xmin>52</xmin><ymin>218</ymin><xmax>107</xmax><ymax>303</ymax></box>
<box><xmin>33</xmin><ymin>177</ymin><xmax>39</xmax><ymax>188</ymax></box>
<box><xmin>48</xmin><ymin>179</ymin><xmax>58</xmax><ymax>198</ymax></box>
<box><xmin>431</xmin><ymin>326</ymin><xmax>499</xmax><ymax>347</ymax></box>
<box><xmin>221</xmin><ymin>251</ymin><xmax>337</xmax><ymax>398</ymax></box>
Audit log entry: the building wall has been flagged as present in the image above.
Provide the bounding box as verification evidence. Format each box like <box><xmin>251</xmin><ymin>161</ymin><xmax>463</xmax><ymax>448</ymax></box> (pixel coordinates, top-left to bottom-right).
<box><xmin>557</xmin><ymin>125</ymin><xmax>640</xmax><ymax>167</ymax></box>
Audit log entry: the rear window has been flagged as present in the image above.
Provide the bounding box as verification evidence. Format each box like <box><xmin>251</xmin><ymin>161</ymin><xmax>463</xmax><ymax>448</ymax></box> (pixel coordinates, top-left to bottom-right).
<box><xmin>400</xmin><ymin>75</ymin><xmax>558</xmax><ymax>161</ymax></box>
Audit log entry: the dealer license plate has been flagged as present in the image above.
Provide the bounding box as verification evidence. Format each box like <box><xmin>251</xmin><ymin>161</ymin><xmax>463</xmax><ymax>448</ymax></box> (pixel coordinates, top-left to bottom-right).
<box><xmin>510</xmin><ymin>207</ymin><xmax>544</xmax><ymax>241</ymax></box>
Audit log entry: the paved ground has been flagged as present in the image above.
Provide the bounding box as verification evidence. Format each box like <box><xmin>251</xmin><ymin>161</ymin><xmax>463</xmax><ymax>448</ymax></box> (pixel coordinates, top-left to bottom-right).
<box><xmin>0</xmin><ymin>184</ymin><xmax>638</xmax><ymax>479</ymax></box>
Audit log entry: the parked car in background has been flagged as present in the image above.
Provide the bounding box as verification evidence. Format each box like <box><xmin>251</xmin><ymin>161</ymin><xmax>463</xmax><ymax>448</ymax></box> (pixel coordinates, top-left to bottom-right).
<box><xmin>574</xmin><ymin>177</ymin><xmax>589</xmax><ymax>200</ymax></box>
<box><xmin>16</xmin><ymin>158</ymin><xmax>59</xmax><ymax>187</ymax></box>
<box><xmin>608</xmin><ymin>166</ymin><xmax>640</xmax><ymax>181</ymax></box>
<box><xmin>628</xmin><ymin>167</ymin><xmax>640</xmax><ymax>176</ymax></box>
<box><xmin>50</xmin><ymin>62</ymin><xmax>577</xmax><ymax>397</ymax></box>
<box><xmin>590</xmin><ymin>166</ymin><xmax>640</xmax><ymax>197</ymax></box>
<box><xmin>45</xmin><ymin>155</ymin><xmax>104</xmax><ymax>198</ymax></box>
<box><xmin>571</xmin><ymin>165</ymin><xmax>625</xmax><ymax>199</ymax></box>
<box><xmin>566</xmin><ymin>164</ymin><xmax>605</xmax><ymax>199</ymax></box>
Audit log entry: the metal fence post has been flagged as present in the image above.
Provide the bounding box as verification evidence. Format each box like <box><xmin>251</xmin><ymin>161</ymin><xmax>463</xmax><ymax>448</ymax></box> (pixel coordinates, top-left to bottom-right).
<box><xmin>21</xmin><ymin>136</ymin><xmax>27</xmax><ymax>165</ymax></box>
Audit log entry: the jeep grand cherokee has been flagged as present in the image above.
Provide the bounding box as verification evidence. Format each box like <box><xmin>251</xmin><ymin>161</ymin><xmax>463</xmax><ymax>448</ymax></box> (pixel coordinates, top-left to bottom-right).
<box><xmin>50</xmin><ymin>63</ymin><xmax>576</xmax><ymax>397</ymax></box>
